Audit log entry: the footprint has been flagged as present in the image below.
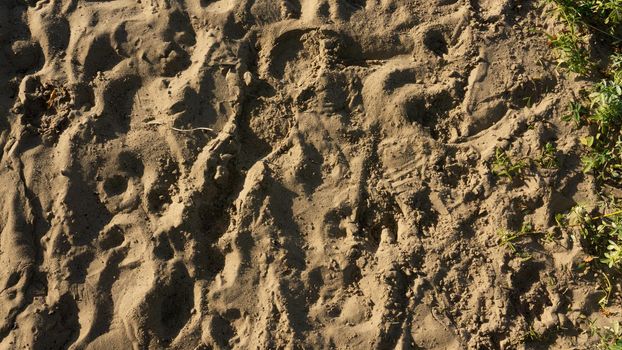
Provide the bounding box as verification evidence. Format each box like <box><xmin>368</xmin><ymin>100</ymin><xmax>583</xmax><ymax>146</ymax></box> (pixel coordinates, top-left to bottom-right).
<box><xmin>0</xmin><ymin>267</ymin><xmax>31</xmax><ymax>338</ymax></box>
<box><xmin>364</xmin><ymin>64</ymin><xmax>460</xmax><ymax>141</ymax></box>
<box><xmin>92</xmin><ymin>74</ymin><xmax>141</xmax><ymax>141</ymax></box>
<box><xmin>382</xmin><ymin>67</ymin><xmax>418</xmax><ymax>91</ymax></box>
<box><xmin>117</xmin><ymin>150</ymin><xmax>144</xmax><ymax>177</ymax></box>
<box><xmin>98</xmin><ymin>225</ymin><xmax>125</xmax><ymax>251</ymax></box>
<box><xmin>103</xmin><ymin>175</ymin><xmax>128</xmax><ymax>197</ymax></box>
<box><xmin>17</xmin><ymin>77</ymin><xmax>74</xmax><ymax>143</ymax></box>
<box><xmin>9</xmin><ymin>40</ymin><xmax>43</xmax><ymax>73</ymax></box>
<box><xmin>280</xmin><ymin>137</ymin><xmax>324</xmax><ymax>195</ymax></box>
<box><xmin>143</xmin><ymin>157</ymin><xmax>179</xmax><ymax>214</ymax></box>
<box><xmin>410</xmin><ymin>304</ymin><xmax>461</xmax><ymax>348</ymax></box>
<box><xmin>14</xmin><ymin>294</ymin><xmax>79</xmax><ymax>350</ymax></box>
<box><xmin>143</xmin><ymin>262</ymin><xmax>194</xmax><ymax>344</ymax></box>
<box><xmin>423</xmin><ymin>29</ymin><xmax>449</xmax><ymax>57</ymax></box>
<box><xmin>334</xmin><ymin>0</ymin><xmax>367</xmax><ymax>20</ymax></box>
<box><xmin>282</xmin><ymin>0</ymin><xmax>302</xmax><ymax>19</ymax></box>
<box><xmin>203</xmin><ymin>313</ymin><xmax>235</xmax><ymax>348</ymax></box>
<box><xmin>153</xmin><ymin>233</ymin><xmax>174</xmax><ymax>261</ymax></box>
<box><xmin>80</xmin><ymin>35</ymin><xmax>123</xmax><ymax>79</ymax></box>
<box><xmin>357</xmin><ymin>189</ymin><xmax>400</xmax><ymax>251</ymax></box>
<box><xmin>403</xmin><ymin>87</ymin><xmax>454</xmax><ymax>140</ymax></box>
<box><xmin>263</xmin><ymin>28</ymin><xmax>313</xmax><ymax>81</ymax></box>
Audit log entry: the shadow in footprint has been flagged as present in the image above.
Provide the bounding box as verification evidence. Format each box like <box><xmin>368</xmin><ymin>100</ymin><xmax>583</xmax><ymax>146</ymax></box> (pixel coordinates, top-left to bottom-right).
<box><xmin>423</xmin><ymin>29</ymin><xmax>448</xmax><ymax>56</ymax></box>
<box><xmin>32</xmin><ymin>294</ymin><xmax>80</xmax><ymax>350</ymax></box>
<box><xmin>145</xmin><ymin>262</ymin><xmax>194</xmax><ymax>344</ymax></box>
<box><xmin>91</xmin><ymin>75</ymin><xmax>141</xmax><ymax>142</ymax></box>
<box><xmin>82</xmin><ymin>35</ymin><xmax>122</xmax><ymax>80</ymax></box>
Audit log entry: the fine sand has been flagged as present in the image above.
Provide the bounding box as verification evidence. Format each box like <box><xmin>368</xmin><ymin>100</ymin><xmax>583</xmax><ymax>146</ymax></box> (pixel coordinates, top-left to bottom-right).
<box><xmin>0</xmin><ymin>0</ymin><xmax>617</xmax><ymax>349</ymax></box>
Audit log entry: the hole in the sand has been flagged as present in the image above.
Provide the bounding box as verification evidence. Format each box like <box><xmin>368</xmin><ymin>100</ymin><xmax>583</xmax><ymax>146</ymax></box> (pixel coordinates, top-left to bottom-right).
<box><xmin>222</xmin><ymin>308</ymin><xmax>241</xmax><ymax>320</ymax></box>
<box><xmin>118</xmin><ymin>151</ymin><xmax>144</xmax><ymax>177</ymax></box>
<box><xmin>72</xmin><ymin>82</ymin><xmax>95</xmax><ymax>110</ymax></box>
<box><xmin>345</xmin><ymin>0</ymin><xmax>366</xmax><ymax>9</ymax></box>
<box><xmin>318</xmin><ymin>2</ymin><xmax>330</xmax><ymax>17</ymax></box>
<box><xmin>268</xmin><ymin>29</ymin><xmax>308</xmax><ymax>80</ymax></box>
<box><xmin>405</xmin><ymin>97</ymin><xmax>428</xmax><ymax>124</ymax></box>
<box><xmin>67</xmin><ymin>251</ymin><xmax>95</xmax><ymax>283</ymax></box>
<box><xmin>83</xmin><ymin>36</ymin><xmax>122</xmax><ymax>79</ymax></box>
<box><xmin>147</xmin><ymin>184</ymin><xmax>173</xmax><ymax>213</ymax></box>
<box><xmin>383</xmin><ymin>68</ymin><xmax>418</xmax><ymax>91</ymax></box>
<box><xmin>100</xmin><ymin>225</ymin><xmax>125</xmax><ymax>250</ymax></box>
<box><xmin>209</xmin><ymin>314</ymin><xmax>235</xmax><ymax>347</ymax></box>
<box><xmin>343</xmin><ymin>264</ymin><xmax>362</xmax><ymax>286</ymax></box>
<box><xmin>404</xmin><ymin>90</ymin><xmax>453</xmax><ymax>139</ymax></box>
<box><xmin>103</xmin><ymin>175</ymin><xmax>128</xmax><ymax>197</ymax></box>
<box><xmin>154</xmin><ymin>236</ymin><xmax>174</xmax><ymax>260</ymax></box>
<box><xmin>423</xmin><ymin>29</ymin><xmax>448</xmax><ymax>56</ymax></box>
<box><xmin>5</xmin><ymin>271</ymin><xmax>20</xmax><ymax>289</ymax></box>
<box><xmin>10</xmin><ymin>40</ymin><xmax>43</xmax><ymax>73</ymax></box>
<box><xmin>283</xmin><ymin>0</ymin><xmax>302</xmax><ymax>18</ymax></box>
<box><xmin>155</xmin><ymin>264</ymin><xmax>193</xmax><ymax>340</ymax></box>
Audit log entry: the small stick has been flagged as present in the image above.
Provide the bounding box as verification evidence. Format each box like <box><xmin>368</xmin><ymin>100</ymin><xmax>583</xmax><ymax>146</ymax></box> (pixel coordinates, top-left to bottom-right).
<box><xmin>595</xmin><ymin>209</ymin><xmax>622</xmax><ymax>220</ymax></box>
<box><xmin>145</xmin><ymin>121</ymin><xmax>213</xmax><ymax>133</ymax></box>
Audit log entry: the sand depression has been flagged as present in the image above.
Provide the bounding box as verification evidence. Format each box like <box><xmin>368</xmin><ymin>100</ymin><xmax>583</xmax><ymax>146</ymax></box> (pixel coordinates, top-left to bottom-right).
<box><xmin>0</xmin><ymin>0</ymin><xmax>611</xmax><ymax>349</ymax></box>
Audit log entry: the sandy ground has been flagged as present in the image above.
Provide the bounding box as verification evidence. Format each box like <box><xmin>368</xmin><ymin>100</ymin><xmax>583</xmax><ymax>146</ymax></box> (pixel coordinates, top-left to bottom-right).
<box><xmin>0</xmin><ymin>0</ymin><xmax>618</xmax><ymax>349</ymax></box>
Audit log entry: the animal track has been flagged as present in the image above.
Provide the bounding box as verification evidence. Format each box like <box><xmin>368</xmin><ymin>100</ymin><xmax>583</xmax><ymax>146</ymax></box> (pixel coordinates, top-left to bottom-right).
<box><xmin>98</xmin><ymin>225</ymin><xmax>125</xmax><ymax>250</ymax></box>
<box><xmin>144</xmin><ymin>157</ymin><xmax>179</xmax><ymax>214</ymax></box>
<box><xmin>103</xmin><ymin>175</ymin><xmax>128</xmax><ymax>197</ymax></box>
<box><xmin>404</xmin><ymin>88</ymin><xmax>455</xmax><ymax>139</ymax></box>
<box><xmin>81</xmin><ymin>35</ymin><xmax>123</xmax><ymax>79</ymax></box>
<box><xmin>0</xmin><ymin>0</ymin><xmax>590</xmax><ymax>349</ymax></box>
<box><xmin>423</xmin><ymin>29</ymin><xmax>449</xmax><ymax>56</ymax></box>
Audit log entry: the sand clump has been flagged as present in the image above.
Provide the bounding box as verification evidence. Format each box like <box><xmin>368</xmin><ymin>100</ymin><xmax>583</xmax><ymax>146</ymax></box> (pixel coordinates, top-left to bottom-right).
<box><xmin>0</xmin><ymin>0</ymin><xmax>616</xmax><ymax>349</ymax></box>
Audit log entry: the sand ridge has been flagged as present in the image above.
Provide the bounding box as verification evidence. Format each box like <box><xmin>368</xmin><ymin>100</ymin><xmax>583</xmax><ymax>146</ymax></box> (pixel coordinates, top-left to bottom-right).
<box><xmin>0</xmin><ymin>0</ymin><xmax>611</xmax><ymax>349</ymax></box>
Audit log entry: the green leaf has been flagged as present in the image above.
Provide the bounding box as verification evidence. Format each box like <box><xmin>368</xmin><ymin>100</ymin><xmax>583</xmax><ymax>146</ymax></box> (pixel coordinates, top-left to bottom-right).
<box><xmin>582</xmin><ymin>136</ymin><xmax>595</xmax><ymax>147</ymax></box>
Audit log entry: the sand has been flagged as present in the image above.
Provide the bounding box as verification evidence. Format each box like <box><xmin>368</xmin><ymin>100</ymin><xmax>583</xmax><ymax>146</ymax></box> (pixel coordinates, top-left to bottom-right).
<box><xmin>0</xmin><ymin>0</ymin><xmax>617</xmax><ymax>349</ymax></box>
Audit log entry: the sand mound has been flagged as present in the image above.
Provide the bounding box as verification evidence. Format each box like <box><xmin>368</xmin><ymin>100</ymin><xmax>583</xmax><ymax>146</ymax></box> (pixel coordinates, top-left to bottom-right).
<box><xmin>0</xmin><ymin>0</ymin><xmax>610</xmax><ymax>348</ymax></box>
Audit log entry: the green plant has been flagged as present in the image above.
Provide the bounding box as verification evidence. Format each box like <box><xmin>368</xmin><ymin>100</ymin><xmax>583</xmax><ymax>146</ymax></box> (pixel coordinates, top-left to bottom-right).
<box><xmin>555</xmin><ymin>212</ymin><xmax>567</xmax><ymax>227</ymax></box>
<box><xmin>491</xmin><ymin>148</ymin><xmax>527</xmax><ymax>179</ymax></box>
<box><xmin>498</xmin><ymin>228</ymin><xmax>521</xmax><ymax>253</ymax></box>
<box><xmin>498</xmin><ymin>222</ymin><xmax>537</xmax><ymax>258</ymax></box>
<box><xmin>562</xmin><ymin>100</ymin><xmax>588</xmax><ymax>126</ymax></box>
<box><xmin>593</xmin><ymin>0</ymin><xmax>622</xmax><ymax>25</ymax></box>
<box><xmin>581</xmin><ymin>138</ymin><xmax>622</xmax><ymax>180</ymax></box>
<box><xmin>567</xmin><ymin>204</ymin><xmax>622</xmax><ymax>270</ymax></box>
<box><xmin>546</xmin><ymin>0</ymin><xmax>622</xmax><ymax>29</ymax></box>
<box><xmin>545</xmin><ymin>0</ymin><xmax>622</xmax><ymax>75</ymax></box>
<box><xmin>548</xmin><ymin>31</ymin><xmax>592</xmax><ymax>74</ymax></box>
<box><xmin>603</xmin><ymin>239</ymin><xmax>622</xmax><ymax>267</ymax></box>
<box><xmin>588</xmin><ymin>320</ymin><xmax>622</xmax><ymax>349</ymax></box>
<box><xmin>546</xmin><ymin>0</ymin><xmax>622</xmax><ymax>184</ymax></box>
<box><xmin>562</xmin><ymin>61</ymin><xmax>622</xmax><ymax>182</ymax></box>
<box><xmin>546</xmin><ymin>0</ymin><xmax>622</xmax><ymax>337</ymax></box>
<box><xmin>588</xmin><ymin>80</ymin><xmax>622</xmax><ymax>130</ymax></box>
<box><xmin>599</xmin><ymin>271</ymin><xmax>614</xmax><ymax>308</ymax></box>
<box><xmin>611</xmin><ymin>53</ymin><xmax>622</xmax><ymax>83</ymax></box>
<box><xmin>538</xmin><ymin>142</ymin><xmax>560</xmax><ymax>168</ymax></box>
<box><xmin>522</xmin><ymin>325</ymin><xmax>544</xmax><ymax>343</ymax></box>
<box><xmin>546</xmin><ymin>0</ymin><xmax>595</xmax><ymax>26</ymax></box>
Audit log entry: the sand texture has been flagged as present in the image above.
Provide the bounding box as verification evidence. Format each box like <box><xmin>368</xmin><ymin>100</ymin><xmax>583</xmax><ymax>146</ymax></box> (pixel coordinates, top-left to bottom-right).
<box><xmin>0</xmin><ymin>0</ymin><xmax>614</xmax><ymax>349</ymax></box>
